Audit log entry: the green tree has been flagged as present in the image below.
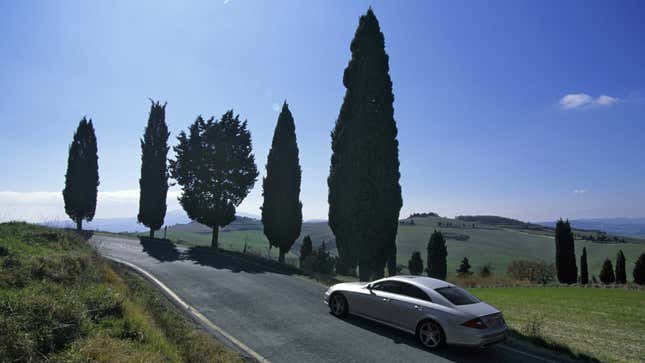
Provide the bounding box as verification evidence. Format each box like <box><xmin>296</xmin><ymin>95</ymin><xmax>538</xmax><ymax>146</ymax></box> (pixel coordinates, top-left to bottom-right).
<box><xmin>138</xmin><ymin>100</ymin><xmax>170</xmax><ymax>238</ymax></box>
<box><xmin>170</xmin><ymin>112</ymin><xmax>258</xmax><ymax>249</ymax></box>
<box><xmin>615</xmin><ymin>250</ymin><xmax>627</xmax><ymax>284</ymax></box>
<box><xmin>63</xmin><ymin>117</ymin><xmax>99</xmax><ymax>231</ymax></box>
<box><xmin>299</xmin><ymin>235</ymin><xmax>313</xmax><ymax>269</ymax></box>
<box><xmin>426</xmin><ymin>230</ymin><xmax>447</xmax><ymax>280</ymax></box>
<box><xmin>456</xmin><ymin>257</ymin><xmax>472</xmax><ymax>277</ymax></box>
<box><xmin>261</xmin><ymin>102</ymin><xmax>302</xmax><ymax>264</ymax></box>
<box><xmin>633</xmin><ymin>253</ymin><xmax>645</xmax><ymax>285</ymax></box>
<box><xmin>555</xmin><ymin>219</ymin><xmax>577</xmax><ymax>283</ymax></box>
<box><xmin>327</xmin><ymin>8</ymin><xmax>402</xmax><ymax>281</ymax></box>
<box><xmin>580</xmin><ymin>247</ymin><xmax>589</xmax><ymax>285</ymax></box>
<box><xmin>408</xmin><ymin>251</ymin><xmax>423</xmax><ymax>275</ymax></box>
<box><xmin>599</xmin><ymin>259</ymin><xmax>615</xmax><ymax>284</ymax></box>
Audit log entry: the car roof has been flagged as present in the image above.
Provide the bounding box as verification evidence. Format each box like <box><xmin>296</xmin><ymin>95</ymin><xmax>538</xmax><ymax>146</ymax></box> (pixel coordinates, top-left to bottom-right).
<box><xmin>385</xmin><ymin>275</ymin><xmax>454</xmax><ymax>290</ymax></box>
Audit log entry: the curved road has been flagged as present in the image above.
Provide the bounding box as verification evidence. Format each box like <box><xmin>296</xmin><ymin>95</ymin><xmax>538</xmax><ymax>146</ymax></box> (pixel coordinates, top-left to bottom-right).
<box><xmin>91</xmin><ymin>235</ymin><xmax>567</xmax><ymax>363</ymax></box>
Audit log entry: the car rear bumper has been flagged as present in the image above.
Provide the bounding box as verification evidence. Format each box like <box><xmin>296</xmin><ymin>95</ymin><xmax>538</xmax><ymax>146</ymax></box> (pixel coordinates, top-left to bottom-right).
<box><xmin>446</xmin><ymin>325</ymin><xmax>507</xmax><ymax>348</ymax></box>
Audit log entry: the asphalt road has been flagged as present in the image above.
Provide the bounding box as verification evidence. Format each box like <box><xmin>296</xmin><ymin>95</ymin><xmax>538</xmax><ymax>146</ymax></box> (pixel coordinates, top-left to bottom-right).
<box><xmin>91</xmin><ymin>235</ymin><xmax>564</xmax><ymax>363</ymax></box>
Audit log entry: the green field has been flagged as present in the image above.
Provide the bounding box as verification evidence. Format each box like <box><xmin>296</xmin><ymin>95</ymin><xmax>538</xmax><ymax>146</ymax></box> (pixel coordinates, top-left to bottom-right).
<box><xmin>469</xmin><ymin>287</ymin><xmax>645</xmax><ymax>363</ymax></box>
<box><xmin>165</xmin><ymin>216</ymin><xmax>645</xmax><ymax>279</ymax></box>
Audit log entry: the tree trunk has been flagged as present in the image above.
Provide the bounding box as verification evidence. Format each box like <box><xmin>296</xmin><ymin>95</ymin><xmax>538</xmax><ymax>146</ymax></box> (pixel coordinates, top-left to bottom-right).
<box><xmin>211</xmin><ymin>227</ymin><xmax>219</xmax><ymax>249</ymax></box>
<box><xmin>279</xmin><ymin>250</ymin><xmax>286</xmax><ymax>264</ymax></box>
<box><xmin>358</xmin><ymin>262</ymin><xmax>372</xmax><ymax>282</ymax></box>
<box><xmin>149</xmin><ymin>229</ymin><xmax>154</xmax><ymax>239</ymax></box>
<box><xmin>76</xmin><ymin>219</ymin><xmax>82</xmax><ymax>231</ymax></box>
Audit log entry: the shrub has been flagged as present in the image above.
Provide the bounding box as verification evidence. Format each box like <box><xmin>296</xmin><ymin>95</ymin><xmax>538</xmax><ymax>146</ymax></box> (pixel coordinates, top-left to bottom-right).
<box><xmin>456</xmin><ymin>257</ymin><xmax>473</xmax><ymax>277</ymax></box>
<box><xmin>599</xmin><ymin>259</ymin><xmax>615</xmax><ymax>284</ymax></box>
<box><xmin>507</xmin><ymin>260</ymin><xmax>555</xmax><ymax>284</ymax></box>
<box><xmin>408</xmin><ymin>252</ymin><xmax>423</xmax><ymax>275</ymax></box>
<box><xmin>634</xmin><ymin>253</ymin><xmax>645</xmax><ymax>285</ymax></box>
<box><xmin>302</xmin><ymin>242</ymin><xmax>335</xmax><ymax>274</ymax></box>
<box><xmin>478</xmin><ymin>262</ymin><xmax>494</xmax><ymax>277</ymax></box>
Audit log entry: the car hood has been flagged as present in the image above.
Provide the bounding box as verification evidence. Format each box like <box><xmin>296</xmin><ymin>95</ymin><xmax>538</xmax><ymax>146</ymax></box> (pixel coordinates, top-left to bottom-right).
<box><xmin>456</xmin><ymin>301</ymin><xmax>500</xmax><ymax>318</ymax></box>
<box><xmin>330</xmin><ymin>281</ymin><xmax>369</xmax><ymax>292</ymax></box>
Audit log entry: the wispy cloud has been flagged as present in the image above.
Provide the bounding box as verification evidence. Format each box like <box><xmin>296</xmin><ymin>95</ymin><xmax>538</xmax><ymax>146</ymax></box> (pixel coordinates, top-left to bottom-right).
<box><xmin>559</xmin><ymin>93</ymin><xmax>619</xmax><ymax>110</ymax></box>
<box><xmin>0</xmin><ymin>189</ymin><xmax>181</xmax><ymax>222</ymax></box>
<box><xmin>272</xmin><ymin>103</ymin><xmax>281</xmax><ymax>112</ymax></box>
<box><xmin>573</xmin><ymin>189</ymin><xmax>587</xmax><ymax>194</ymax></box>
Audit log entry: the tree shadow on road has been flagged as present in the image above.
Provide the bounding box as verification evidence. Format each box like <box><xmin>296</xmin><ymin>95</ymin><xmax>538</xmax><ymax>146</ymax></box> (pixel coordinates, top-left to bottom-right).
<box><xmin>338</xmin><ymin>314</ymin><xmax>517</xmax><ymax>363</ymax></box>
<box><xmin>183</xmin><ymin>246</ymin><xmax>299</xmax><ymax>275</ymax></box>
<box><xmin>139</xmin><ymin>237</ymin><xmax>181</xmax><ymax>262</ymax></box>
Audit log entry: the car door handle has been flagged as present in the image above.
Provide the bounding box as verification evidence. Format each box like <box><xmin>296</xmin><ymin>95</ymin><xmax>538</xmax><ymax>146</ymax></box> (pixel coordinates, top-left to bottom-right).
<box><xmin>413</xmin><ymin>305</ymin><xmax>423</xmax><ymax>311</ymax></box>
<box><xmin>381</xmin><ymin>298</ymin><xmax>391</xmax><ymax>302</ymax></box>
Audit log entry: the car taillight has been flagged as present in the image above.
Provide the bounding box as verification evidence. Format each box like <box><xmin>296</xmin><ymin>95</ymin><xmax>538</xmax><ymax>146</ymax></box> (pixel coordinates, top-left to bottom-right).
<box><xmin>462</xmin><ymin>317</ymin><xmax>487</xmax><ymax>329</ymax></box>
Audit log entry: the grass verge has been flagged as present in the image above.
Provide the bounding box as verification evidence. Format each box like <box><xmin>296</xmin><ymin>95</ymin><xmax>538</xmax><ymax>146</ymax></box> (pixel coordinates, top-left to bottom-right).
<box><xmin>0</xmin><ymin>222</ymin><xmax>242</xmax><ymax>363</ymax></box>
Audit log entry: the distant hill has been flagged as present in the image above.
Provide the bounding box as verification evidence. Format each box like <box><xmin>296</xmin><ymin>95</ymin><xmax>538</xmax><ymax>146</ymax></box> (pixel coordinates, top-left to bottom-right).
<box><xmin>538</xmin><ymin>218</ymin><xmax>645</xmax><ymax>239</ymax></box>
<box><xmin>169</xmin><ymin>216</ymin><xmax>262</xmax><ymax>233</ymax></box>
<box><xmin>43</xmin><ymin>209</ymin><xmax>190</xmax><ymax>233</ymax></box>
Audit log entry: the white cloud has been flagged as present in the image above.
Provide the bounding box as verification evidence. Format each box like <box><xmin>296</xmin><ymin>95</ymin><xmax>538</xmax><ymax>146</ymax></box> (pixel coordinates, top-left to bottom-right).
<box><xmin>594</xmin><ymin>94</ymin><xmax>618</xmax><ymax>106</ymax></box>
<box><xmin>272</xmin><ymin>103</ymin><xmax>281</xmax><ymax>112</ymax></box>
<box><xmin>573</xmin><ymin>189</ymin><xmax>587</xmax><ymax>194</ymax></box>
<box><xmin>559</xmin><ymin>93</ymin><xmax>619</xmax><ymax>110</ymax></box>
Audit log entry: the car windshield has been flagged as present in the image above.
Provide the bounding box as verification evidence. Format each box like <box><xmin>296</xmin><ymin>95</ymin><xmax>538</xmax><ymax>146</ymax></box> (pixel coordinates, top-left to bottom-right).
<box><xmin>435</xmin><ymin>287</ymin><xmax>480</xmax><ymax>305</ymax></box>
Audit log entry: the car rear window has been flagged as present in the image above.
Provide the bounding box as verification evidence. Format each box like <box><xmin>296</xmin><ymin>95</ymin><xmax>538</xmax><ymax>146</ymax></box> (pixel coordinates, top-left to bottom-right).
<box><xmin>435</xmin><ymin>287</ymin><xmax>480</xmax><ymax>305</ymax></box>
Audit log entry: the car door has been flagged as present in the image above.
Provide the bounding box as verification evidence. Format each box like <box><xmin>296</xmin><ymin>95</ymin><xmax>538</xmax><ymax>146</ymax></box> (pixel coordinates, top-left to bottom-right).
<box><xmin>362</xmin><ymin>281</ymin><xmax>402</xmax><ymax>322</ymax></box>
<box><xmin>387</xmin><ymin>283</ymin><xmax>433</xmax><ymax>332</ymax></box>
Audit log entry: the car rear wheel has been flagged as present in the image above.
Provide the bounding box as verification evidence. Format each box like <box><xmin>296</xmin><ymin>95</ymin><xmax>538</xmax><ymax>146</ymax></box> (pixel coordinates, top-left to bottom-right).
<box><xmin>417</xmin><ymin>320</ymin><xmax>445</xmax><ymax>349</ymax></box>
<box><xmin>329</xmin><ymin>293</ymin><xmax>348</xmax><ymax>318</ymax></box>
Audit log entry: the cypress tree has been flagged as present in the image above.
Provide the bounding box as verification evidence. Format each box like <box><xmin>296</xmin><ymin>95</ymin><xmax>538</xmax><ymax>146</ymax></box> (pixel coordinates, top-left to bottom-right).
<box><xmin>599</xmin><ymin>259</ymin><xmax>615</xmax><ymax>284</ymax></box>
<box><xmin>426</xmin><ymin>230</ymin><xmax>447</xmax><ymax>280</ymax></box>
<box><xmin>262</xmin><ymin>102</ymin><xmax>302</xmax><ymax>264</ymax></box>
<box><xmin>299</xmin><ymin>235</ymin><xmax>313</xmax><ymax>269</ymax></box>
<box><xmin>63</xmin><ymin>117</ymin><xmax>99</xmax><ymax>231</ymax></box>
<box><xmin>456</xmin><ymin>257</ymin><xmax>472</xmax><ymax>276</ymax></box>
<box><xmin>328</xmin><ymin>8</ymin><xmax>402</xmax><ymax>281</ymax></box>
<box><xmin>138</xmin><ymin>100</ymin><xmax>170</xmax><ymax>238</ymax></box>
<box><xmin>555</xmin><ymin>219</ymin><xmax>577</xmax><ymax>283</ymax></box>
<box><xmin>580</xmin><ymin>247</ymin><xmax>589</xmax><ymax>285</ymax></box>
<box><xmin>408</xmin><ymin>251</ymin><xmax>423</xmax><ymax>275</ymax></box>
<box><xmin>170</xmin><ymin>112</ymin><xmax>258</xmax><ymax>249</ymax></box>
<box><xmin>634</xmin><ymin>253</ymin><xmax>645</xmax><ymax>285</ymax></box>
<box><xmin>615</xmin><ymin>250</ymin><xmax>627</xmax><ymax>284</ymax></box>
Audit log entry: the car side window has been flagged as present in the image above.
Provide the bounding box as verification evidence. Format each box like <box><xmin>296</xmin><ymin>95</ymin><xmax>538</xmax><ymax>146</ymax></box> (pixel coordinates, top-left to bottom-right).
<box><xmin>372</xmin><ymin>281</ymin><xmax>401</xmax><ymax>294</ymax></box>
<box><xmin>399</xmin><ymin>283</ymin><xmax>431</xmax><ymax>302</ymax></box>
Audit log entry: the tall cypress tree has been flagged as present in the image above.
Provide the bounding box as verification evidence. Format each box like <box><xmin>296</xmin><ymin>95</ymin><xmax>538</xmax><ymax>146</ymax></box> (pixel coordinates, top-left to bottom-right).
<box><xmin>138</xmin><ymin>100</ymin><xmax>170</xmax><ymax>238</ymax></box>
<box><xmin>580</xmin><ymin>247</ymin><xmax>589</xmax><ymax>285</ymax></box>
<box><xmin>328</xmin><ymin>8</ymin><xmax>402</xmax><ymax>281</ymax></box>
<box><xmin>599</xmin><ymin>259</ymin><xmax>615</xmax><ymax>284</ymax></box>
<box><xmin>426</xmin><ymin>230</ymin><xmax>447</xmax><ymax>280</ymax></box>
<box><xmin>262</xmin><ymin>102</ymin><xmax>302</xmax><ymax>264</ymax></box>
<box><xmin>555</xmin><ymin>219</ymin><xmax>577</xmax><ymax>283</ymax></box>
<box><xmin>615</xmin><ymin>250</ymin><xmax>626</xmax><ymax>284</ymax></box>
<box><xmin>299</xmin><ymin>235</ymin><xmax>313</xmax><ymax>269</ymax></box>
<box><xmin>63</xmin><ymin>117</ymin><xmax>99</xmax><ymax>231</ymax></box>
<box><xmin>170</xmin><ymin>112</ymin><xmax>258</xmax><ymax>249</ymax></box>
<box><xmin>634</xmin><ymin>253</ymin><xmax>645</xmax><ymax>285</ymax></box>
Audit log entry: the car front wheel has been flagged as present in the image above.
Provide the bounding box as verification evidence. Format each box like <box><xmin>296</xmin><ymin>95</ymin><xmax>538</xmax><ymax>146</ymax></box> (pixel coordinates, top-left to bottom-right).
<box><xmin>417</xmin><ymin>320</ymin><xmax>445</xmax><ymax>349</ymax></box>
<box><xmin>329</xmin><ymin>293</ymin><xmax>348</xmax><ymax>318</ymax></box>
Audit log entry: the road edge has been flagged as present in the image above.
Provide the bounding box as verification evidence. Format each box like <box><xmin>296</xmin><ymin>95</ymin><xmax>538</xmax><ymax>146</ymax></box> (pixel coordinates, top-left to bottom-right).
<box><xmin>103</xmin><ymin>255</ymin><xmax>270</xmax><ymax>363</ymax></box>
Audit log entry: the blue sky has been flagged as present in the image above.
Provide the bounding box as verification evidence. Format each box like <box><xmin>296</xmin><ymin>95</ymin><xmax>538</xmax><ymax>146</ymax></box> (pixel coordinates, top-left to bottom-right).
<box><xmin>1</xmin><ymin>0</ymin><xmax>644</xmax><ymax>223</ymax></box>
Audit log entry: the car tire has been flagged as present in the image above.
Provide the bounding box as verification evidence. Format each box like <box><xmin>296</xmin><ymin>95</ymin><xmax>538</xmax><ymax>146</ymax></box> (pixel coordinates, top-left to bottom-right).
<box><xmin>329</xmin><ymin>293</ymin><xmax>349</xmax><ymax>318</ymax></box>
<box><xmin>416</xmin><ymin>320</ymin><xmax>445</xmax><ymax>350</ymax></box>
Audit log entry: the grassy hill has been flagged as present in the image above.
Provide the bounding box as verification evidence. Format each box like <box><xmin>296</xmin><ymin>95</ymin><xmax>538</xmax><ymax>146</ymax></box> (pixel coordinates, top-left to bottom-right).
<box><xmin>164</xmin><ymin>215</ymin><xmax>645</xmax><ymax>278</ymax></box>
<box><xmin>0</xmin><ymin>222</ymin><xmax>241</xmax><ymax>362</ymax></box>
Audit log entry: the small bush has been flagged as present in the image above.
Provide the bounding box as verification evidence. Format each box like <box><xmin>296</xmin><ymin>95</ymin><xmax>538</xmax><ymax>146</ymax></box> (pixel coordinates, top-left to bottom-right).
<box><xmin>478</xmin><ymin>262</ymin><xmax>494</xmax><ymax>277</ymax></box>
<box><xmin>303</xmin><ymin>242</ymin><xmax>335</xmax><ymax>274</ymax></box>
<box><xmin>599</xmin><ymin>259</ymin><xmax>615</xmax><ymax>284</ymax></box>
<box><xmin>408</xmin><ymin>252</ymin><xmax>424</xmax><ymax>275</ymax></box>
<box><xmin>507</xmin><ymin>260</ymin><xmax>555</xmax><ymax>284</ymax></box>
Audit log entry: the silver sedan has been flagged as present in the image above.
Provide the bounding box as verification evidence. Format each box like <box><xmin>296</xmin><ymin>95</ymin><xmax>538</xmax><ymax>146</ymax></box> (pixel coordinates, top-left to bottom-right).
<box><xmin>324</xmin><ymin>275</ymin><xmax>507</xmax><ymax>349</ymax></box>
